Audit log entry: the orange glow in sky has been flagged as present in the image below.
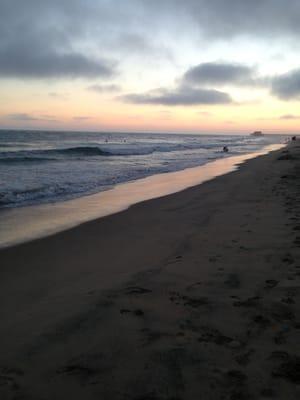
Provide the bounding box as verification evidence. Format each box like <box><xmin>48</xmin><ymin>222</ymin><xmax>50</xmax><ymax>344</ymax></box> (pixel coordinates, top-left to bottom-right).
<box><xmin>0</xmin><ymin>2</ymin><xmax>299</xmax><ymax>134</ymax></box>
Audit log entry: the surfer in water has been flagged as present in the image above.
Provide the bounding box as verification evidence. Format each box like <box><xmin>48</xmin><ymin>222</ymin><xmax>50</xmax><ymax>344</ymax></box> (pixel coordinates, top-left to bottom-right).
<box><xmin>223</xmin><ymin>146</ymin><xmax>229</xmax><ymax>153</ymax></box>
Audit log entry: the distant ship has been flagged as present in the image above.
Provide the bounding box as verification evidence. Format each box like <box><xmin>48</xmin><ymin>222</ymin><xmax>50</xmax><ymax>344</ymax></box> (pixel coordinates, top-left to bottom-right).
<box><xmin>251</xmin><ymin>131</ymin><xmax>264</xmax><ymax>136</ymax></box>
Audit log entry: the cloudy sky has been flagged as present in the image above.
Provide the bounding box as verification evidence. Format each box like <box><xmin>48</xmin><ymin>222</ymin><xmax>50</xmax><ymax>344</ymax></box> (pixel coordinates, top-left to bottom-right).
<box><xmin>0</xmin><ymin>0</ymin><xmax>300</xmax><ymax>134</ymax></box>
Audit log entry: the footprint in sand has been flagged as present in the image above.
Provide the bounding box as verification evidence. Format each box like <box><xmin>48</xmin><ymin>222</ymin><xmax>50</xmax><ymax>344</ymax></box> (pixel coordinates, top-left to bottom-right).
<box><xmin>57</xmin><ymin>364</ymin><xmax>97</xmax><ymax>377</ymax></box>
<box><xmin>124</xmin><ymin>286</ymin><xmax>152</xmax><ymax>295</ymax></box>
<box><xmin>273</xmin><ymin>333</ymin><xmax>287</xmax><ymax>345</ymax></box>
<box><xmin>197</xmin><ymin>326</ymin><xmax>243</xmax><ymax>349</ymax></box>
<box><xmin>270</xmin><ymin>303</ymin><xmax>295</xmax><ymax>322</ymax></box>
<box><xmin>235</xmin><ymin>349</ymin><xmax>255</xmax><ymax>366</ymax></box>
<box><xmin>264</xmin><ymin>279</ymin><xmax>279</xmax><ymax>289</ymax></box>
<box><xmin>282</xmin><ymin>254</ymin><xmax>294</xmax><ymax>264</ymax></box>
<box><xmin>120</xmin><ymin>308</ymin><xmax>144</xmax><ymax>317</ymax></box>
<box><xmin>233</xmin><ymin>296</ymin><xmax>261</xmax><ymax>308</ymax></box>
<box><xmin>0</xmin><ymin>367</ymin><xmax>23</xmax><ymax>391</ymax></box>
<box><xmin>225</xmin><ymin>369</ymin><xmax>247</xmax><ymax>384</ymax></box>
<box><xmin>252</xmin><ymin>315</ymin><xmax>271</xmax><ymax>328</ymax></box>
<box><xmin>169</xmin><ymin>292</ymin><xmax>209</xmax><ymax>308</ymax></box>
<box><xmin>120</xmin><ymin>308</ymin><xmax>131</xmax><ymax>314</ymax></box>
<box><xmin>272</xmin><ymin>355</ymin><xmax>300</xmax><ymax>384</ymax></box>
<box><xmin>294</xmin><ymin>236</ymin><xmax>300</xmax><ymax>246</ymax></box>
<box><xmin>186</xmin><ymin>281</ymin><xmax>202</xmax><ymax>291</ymax></box>
<box><xmin>281</xmin><ymin>296</ymin><xmax>295</xmax><ymax>305</ymax></box>
<box><xmin>224</xmin><ymin>274</ymin><xmax>240</xmax><ymax>289</ymax></box>
<box><xmin>165</xmin><ymin>255</ymin><xmax>183</xmax><ymax>265</ymax></box>
<box><xmin>260</xmin><ymin>388</ymin><xmax>275</xmax><ymax>397</ymax></box>
<box><xmin>56</xmin><ymin>354</ymin><xmax>110</xmax><ymax>385</ymax></box>
<box><xmin>222</xmin><ymin>370</ymin><xmax>249</xmax><ymax>400</ymax></box>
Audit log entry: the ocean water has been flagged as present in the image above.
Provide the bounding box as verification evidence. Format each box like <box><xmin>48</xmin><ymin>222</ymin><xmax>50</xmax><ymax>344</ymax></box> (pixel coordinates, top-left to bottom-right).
<box><xmin>0</xmin><ymin>130</ymin><xmax>284</xmax><ymax>209</ymax></box>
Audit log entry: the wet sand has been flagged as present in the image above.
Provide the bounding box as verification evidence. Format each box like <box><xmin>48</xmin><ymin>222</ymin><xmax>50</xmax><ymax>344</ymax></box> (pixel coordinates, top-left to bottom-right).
<box><xmin>0</xmin><ymin>144</ymin><xmax>282</xmax><ymax>249</ymax></box>
<box><xmin>0</xmin><ymin>142</ymin><xmax>299</xmax><ymax>399</ymax></box>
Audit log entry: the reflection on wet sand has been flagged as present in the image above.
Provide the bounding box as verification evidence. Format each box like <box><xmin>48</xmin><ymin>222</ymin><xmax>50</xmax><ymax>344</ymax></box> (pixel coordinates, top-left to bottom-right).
<box><xmin>0</xmin><ymin>144</ymin><xmax>283</xmax><ymax>248</ymax></box>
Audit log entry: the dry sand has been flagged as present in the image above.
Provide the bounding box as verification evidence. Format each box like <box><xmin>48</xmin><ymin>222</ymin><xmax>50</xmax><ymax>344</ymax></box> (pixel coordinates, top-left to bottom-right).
<box><xmin>0</xmin><ymin>142</ymin><xmax>299</xmax><ymax>399</ymax></box>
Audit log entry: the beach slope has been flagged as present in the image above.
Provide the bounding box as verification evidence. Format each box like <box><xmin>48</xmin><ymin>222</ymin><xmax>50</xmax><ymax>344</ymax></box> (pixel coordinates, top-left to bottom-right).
<box><xmin>0</xmin><ymin>143</ymin><xmax>299</xmax><ymax>399</ymax></box>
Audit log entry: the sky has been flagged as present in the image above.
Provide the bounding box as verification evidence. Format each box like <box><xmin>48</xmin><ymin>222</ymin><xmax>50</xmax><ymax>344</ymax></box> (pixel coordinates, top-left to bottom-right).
<box><xmin>0</xmin><ymin>0</ymin><xmax>300</xmax><ymax>134</ymax></box>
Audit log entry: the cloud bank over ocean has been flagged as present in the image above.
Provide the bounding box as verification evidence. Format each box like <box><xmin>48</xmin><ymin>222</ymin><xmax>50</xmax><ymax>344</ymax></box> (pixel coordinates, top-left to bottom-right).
<box><xmin>0</xmin><ymin>0</ymin><xmax>299</xmax><ymax>132</ymax></box>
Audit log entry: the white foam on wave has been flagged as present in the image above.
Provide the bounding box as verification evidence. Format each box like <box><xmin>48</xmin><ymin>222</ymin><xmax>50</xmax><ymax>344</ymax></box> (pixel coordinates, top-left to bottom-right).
<box><xmin>0</xmin><ymin>131</ymin><xmax>284</xmax><ymax>209</ymax></box>
<box><xmin>0</xmin><ymin>143</ymin><xmax>284</xmax><ymax>249</ymax></box>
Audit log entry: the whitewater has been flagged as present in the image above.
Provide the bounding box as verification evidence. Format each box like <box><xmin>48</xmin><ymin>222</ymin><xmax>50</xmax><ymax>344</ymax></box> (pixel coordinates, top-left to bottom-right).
<box><xmin>0</xmin><ymin>130</ymin><xmax>285</xmax><ymax>209</ymax></box>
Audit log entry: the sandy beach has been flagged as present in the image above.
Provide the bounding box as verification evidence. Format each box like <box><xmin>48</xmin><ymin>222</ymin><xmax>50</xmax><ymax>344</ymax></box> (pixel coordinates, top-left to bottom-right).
<box><xmin>0</xmin><ymin>142</ymin><xmax>299</xmax><ymax>399</ymax></box>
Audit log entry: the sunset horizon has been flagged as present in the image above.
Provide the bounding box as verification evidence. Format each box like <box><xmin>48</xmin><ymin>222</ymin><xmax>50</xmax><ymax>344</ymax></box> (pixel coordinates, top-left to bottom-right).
<box><xmin>0</xmin><ymin>4</ymin><xmax>299</xmax><ymax>399</ymax></box>
<box><xmin>1</xmin><ymin>1</ymin><xmax>300</xmax><ymax>134</ymax></box>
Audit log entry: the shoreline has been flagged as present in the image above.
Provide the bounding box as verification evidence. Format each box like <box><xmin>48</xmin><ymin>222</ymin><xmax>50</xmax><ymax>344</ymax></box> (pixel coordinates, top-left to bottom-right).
<box><xmin>0</xmin><ymin>143</ymin><xmax>283</xmax><ymax>249</ymax></box>
<box><xmin>0</xmin><ymin>142</ymin><xmax>299</xmax><ymax>399</ymax></box>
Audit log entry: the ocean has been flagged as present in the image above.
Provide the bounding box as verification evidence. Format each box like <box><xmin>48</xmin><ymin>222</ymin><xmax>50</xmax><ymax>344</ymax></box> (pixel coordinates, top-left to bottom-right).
<box><xmin>0</xmin><ymin>130</ymin><xmax>285</xmax><ymax>209</ymax></box>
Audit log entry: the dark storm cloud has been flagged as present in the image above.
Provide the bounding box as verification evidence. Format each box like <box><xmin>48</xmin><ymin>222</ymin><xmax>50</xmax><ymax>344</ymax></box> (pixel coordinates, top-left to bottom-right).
<box><xmin>120</xmin><ymin>61</ymin><xmax>243</xmax><ymax>106</ymax></box>
<box><xmin>0</xmin><ymin>0</ymin><xmax>115</xmax><ymax>79</ymax></box>
<box><xmin>1</xmin><ymin>1</ymin><xmax>300</xmax><ymax>81</ymax></box>
<box><xmin>121</xmin><ymin>87</ymin><xmax>232</xmax><ymax>106</ymax></box>
<box><xmin>271</xmin><ymin>69</ymin><xmax>300</xmax><ymax>100</ymax></box>
<box><xmin>158</xmin><ymin>0</ymin><xmax>300</xmax><ymax>39</ymax></box>
<box><xmin>183</xmin><ymin>63</ymin><xmax>254</xmax><ymax>86</ymax></box>
<box><xmin>0</xmin><ymin>47</ymin><xmax>114</xmax><ymax>79</ymax></box>
<box><xmin>119</xmin><ymin>57</ymin><xmax>300</xmax><ymax>107</ymax></box>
